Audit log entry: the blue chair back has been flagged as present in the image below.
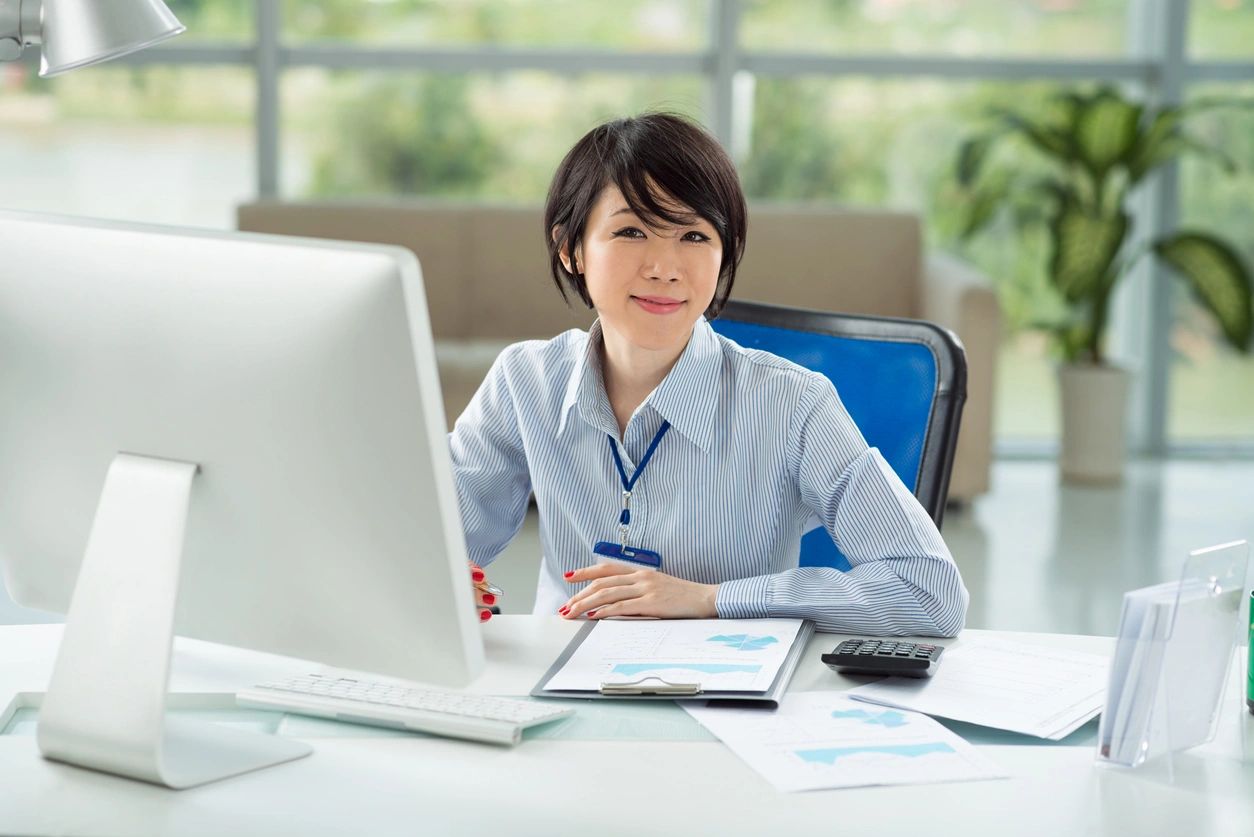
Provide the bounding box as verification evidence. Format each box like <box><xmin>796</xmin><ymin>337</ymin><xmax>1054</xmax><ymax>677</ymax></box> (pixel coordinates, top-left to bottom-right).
<box><xmin>712</xmin><ymin>300</ymin><xmax>967</xmax><ymax>571</ymax></box>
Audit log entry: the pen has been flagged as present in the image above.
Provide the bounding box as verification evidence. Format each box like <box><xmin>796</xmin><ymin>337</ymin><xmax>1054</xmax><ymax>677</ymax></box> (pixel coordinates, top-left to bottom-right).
<box><xmin>475</xmin><ymin>581</ymin><xmax>503</xmax><ymax>597</ymax></box>
<box><xmin>475</xmin><ymin>580</ymin><xmax>503</xmax><ymax>616</ymax></box>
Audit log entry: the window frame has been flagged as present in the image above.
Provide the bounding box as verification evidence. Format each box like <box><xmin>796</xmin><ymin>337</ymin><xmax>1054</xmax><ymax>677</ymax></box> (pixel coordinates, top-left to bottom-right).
<box><xmin>15</xmin><ymin>0</ymin><xmax>1251</xmax><ymax>456</ymax></box>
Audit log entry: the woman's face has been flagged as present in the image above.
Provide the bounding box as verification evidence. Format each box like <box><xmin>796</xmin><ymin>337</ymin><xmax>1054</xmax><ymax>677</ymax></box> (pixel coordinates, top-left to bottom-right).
<box><xmin>566</xmin><ymin>184</ymin><xmax>723</xmax><ymax>358</ymax></box>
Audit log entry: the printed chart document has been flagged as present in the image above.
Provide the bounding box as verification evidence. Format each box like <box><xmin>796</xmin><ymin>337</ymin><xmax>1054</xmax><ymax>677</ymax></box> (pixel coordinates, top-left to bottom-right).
<box><xmin>684</xmin><ymin>692</ymin><xmax>1005</xmax><ymax>793</ymax></box>
<box><xmin>846</xmin><ymin>637</ymin><xmax>1109</xmax><ymax>740</ymax></box>
<box><xmin>538</xmin><ymin>618</ymin><xmax>806</xmax><ymax>696</ymax></box>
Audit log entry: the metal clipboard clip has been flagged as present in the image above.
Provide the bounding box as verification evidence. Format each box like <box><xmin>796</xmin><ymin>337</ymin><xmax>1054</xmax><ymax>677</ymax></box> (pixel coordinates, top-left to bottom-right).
<box><xmin>598</xmin><ymin>676</ymin><xmax>702</xmax><ymax>697</ymax></box>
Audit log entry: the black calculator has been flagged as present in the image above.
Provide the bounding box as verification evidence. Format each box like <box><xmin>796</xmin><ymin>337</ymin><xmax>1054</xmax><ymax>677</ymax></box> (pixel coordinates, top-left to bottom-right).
<box><xmin>821</xmin><ymin>639</ymin><xmax>944</xmax><ymax>678</ymax></box>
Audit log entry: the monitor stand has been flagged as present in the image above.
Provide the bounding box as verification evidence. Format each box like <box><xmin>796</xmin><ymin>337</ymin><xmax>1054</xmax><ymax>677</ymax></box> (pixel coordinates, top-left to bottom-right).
<box><xmin>35</xmin><ymin>453</ymin><xmax>312</xmax><ymax>789</ymax></box>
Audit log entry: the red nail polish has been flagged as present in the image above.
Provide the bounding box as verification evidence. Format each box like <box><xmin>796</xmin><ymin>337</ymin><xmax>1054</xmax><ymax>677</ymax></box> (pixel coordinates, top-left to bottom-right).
<box><xmin>472</xmin><ymin>570</ymin><xmax>485</xmax><ymax>582</ymax></box>
<box><xmin>482</xmin><ymin>593</ymin><xmax>496</xmax><ymax>605</ymax></box>
<box><xmin>479</xmin><ymin>609</ymin><xmax>491</xmax><ymax>622</ymax></box>
<box><xmin>587</xmin><ymin>611</ymin><xmax>597</xmax><ymax>618</ymax></box>
<box><xmin>563</xmin><ymin>571</ymin><xmax>574</xmax><ymax>579</ymax></box>
<box><xmin>559</xmin><ymin>606</ymin><xmax>569</xmax><ymax>614</ymax></box>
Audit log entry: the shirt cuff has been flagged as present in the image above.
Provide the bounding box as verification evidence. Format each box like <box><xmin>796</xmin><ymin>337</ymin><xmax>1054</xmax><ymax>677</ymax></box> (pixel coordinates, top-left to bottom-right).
<box><xmin>715</xmin><ymin>574</ymin><xmax>772</xmax><ymax>619</ymax></box>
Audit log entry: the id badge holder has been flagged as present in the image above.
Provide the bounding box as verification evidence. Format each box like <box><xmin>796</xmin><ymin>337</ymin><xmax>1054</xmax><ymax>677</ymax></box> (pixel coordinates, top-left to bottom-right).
<box><xmin>593</xmin><ymin>486</ymin><xmax>661</xmax><ymax>570</ymax></box>
<box><xmin>593</xmin><ymin>541</ymin><xmax>661</xmax><ymax>571</ymax></box>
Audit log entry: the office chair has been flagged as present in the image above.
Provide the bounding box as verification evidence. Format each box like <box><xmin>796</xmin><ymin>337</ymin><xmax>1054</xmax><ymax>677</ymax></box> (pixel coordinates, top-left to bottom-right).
<box><xmin>711</xmin><ymin>299</ymin><xmax>967</xmax><ymax>571</ymax></box>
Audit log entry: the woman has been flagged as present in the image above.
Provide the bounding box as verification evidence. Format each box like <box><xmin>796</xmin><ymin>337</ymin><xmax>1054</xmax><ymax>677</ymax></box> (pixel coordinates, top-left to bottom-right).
<box><xmin>452</xmin><ymin>112</ymin><xmax>968</xmax><ymax>636</ymax></box>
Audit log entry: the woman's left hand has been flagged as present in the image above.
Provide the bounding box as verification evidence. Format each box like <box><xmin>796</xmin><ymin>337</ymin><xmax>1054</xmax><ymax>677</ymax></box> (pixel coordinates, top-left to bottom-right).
<box><xmin>559</xmin><ymin>562</ymin><xmax>719</xmax><ymax>620</ymax></box>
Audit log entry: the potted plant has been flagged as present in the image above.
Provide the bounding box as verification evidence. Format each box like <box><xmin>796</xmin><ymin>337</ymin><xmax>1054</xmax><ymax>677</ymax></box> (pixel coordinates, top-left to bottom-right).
<box><xmin>956</xmin><ymin>86</ymin><xmax>1253</xmax><ymax>483</ymax></box>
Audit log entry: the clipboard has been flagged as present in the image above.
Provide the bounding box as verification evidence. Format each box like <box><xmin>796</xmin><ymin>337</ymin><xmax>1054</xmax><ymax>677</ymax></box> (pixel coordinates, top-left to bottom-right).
<box><xmin>530</xmin><ymin>619</ymin><xmax>815</xmax><ymax>708</ymax></box>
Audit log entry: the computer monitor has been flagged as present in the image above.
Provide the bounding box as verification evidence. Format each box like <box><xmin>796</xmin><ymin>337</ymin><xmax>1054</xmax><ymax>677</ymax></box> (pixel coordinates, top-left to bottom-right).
<box><xmin>0</xmin><ymin>210</ymin><xmax>484</xmax><ymax>788</ymax></box>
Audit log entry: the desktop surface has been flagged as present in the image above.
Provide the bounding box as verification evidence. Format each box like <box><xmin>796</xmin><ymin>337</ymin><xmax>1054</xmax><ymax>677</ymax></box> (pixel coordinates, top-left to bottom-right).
<box><xmin>1</xmin><ymin>618</ymin><xmax>1251</xmax><ymax>837</ymax></box>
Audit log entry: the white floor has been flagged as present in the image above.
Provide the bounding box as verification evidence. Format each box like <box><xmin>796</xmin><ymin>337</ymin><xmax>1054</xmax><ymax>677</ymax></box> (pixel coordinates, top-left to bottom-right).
<box><xmin>2</xmin><ymin>459</ymin><xmax>1251</xmax><ymax>638</ymax></box>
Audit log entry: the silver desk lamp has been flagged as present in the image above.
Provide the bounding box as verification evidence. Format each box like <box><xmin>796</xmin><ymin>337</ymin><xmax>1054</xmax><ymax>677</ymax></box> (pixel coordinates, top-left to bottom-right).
<box><xmin>0</xmin><ymin>0</ymin><xmax>184</xmax><ymax>76</ymax></box>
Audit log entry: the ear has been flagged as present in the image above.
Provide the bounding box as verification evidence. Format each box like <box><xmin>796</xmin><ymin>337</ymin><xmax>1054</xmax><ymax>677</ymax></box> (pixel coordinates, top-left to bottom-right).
<box><xmin>552</xmin><ymin>226</ymin><xmax>579</xmax><ymax>275</ymax></box>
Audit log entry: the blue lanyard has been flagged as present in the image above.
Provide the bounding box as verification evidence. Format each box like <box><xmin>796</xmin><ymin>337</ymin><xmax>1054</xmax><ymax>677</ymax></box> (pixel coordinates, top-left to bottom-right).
<box><xmin>607</xmin><ymin>420</ymin><xmax>670</xmax><ymax>538</ymax></box>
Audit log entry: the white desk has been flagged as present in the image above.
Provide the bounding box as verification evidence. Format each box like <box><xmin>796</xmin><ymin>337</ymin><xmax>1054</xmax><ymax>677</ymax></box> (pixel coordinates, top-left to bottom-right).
<box><xmin>1</xmin><ymin>619</ymin><xmax>1251</xmax><ymax>837</ymax></box>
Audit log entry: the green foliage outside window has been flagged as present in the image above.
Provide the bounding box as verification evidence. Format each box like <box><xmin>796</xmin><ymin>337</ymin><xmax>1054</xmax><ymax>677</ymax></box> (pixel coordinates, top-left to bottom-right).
<box><xmin>739</xmin><ymin>82</ymin><xmax>848</xmax><ymax>201</ymax></box>
<box><xmin>309</xmin><ymin>76</ymin><xmax>500</xmax><ymax>198</ymax></box>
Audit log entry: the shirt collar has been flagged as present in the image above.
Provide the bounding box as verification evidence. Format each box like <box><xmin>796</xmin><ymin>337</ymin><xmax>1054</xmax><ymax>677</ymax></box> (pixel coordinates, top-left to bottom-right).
<box><xmin>557</xmin><ymin>318</ymin><xmax>722</xmax><ymax>452</ymax></box>
<box><xmin>646</xmin><ymin>318</ymin><xmax>721</xmax><ymax>453</ymax></box>
<box><xmin>557</xmin><ymin>319</ymin><xmax>617</xmax><ymax>438</ymax></box>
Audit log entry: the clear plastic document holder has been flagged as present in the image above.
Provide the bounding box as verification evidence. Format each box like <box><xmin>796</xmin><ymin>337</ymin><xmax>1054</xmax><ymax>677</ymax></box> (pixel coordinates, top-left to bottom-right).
<box><xmin>1097</xmin><ymin>540</ymin><xmax>1249</xmax><ymax>771</ymax></box>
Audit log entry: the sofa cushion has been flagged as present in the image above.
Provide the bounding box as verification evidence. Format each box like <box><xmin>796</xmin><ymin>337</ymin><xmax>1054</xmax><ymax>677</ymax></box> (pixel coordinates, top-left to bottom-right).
<box><xmin>736</xmin><ymin>206</ymin><xmax>921</xmax><ymax>318</ymax></box>
<box><xmin>464</xmin><ymin>206</ymin><xmax>595</xmax><ymax>340</ymax></box>
<box><xmin>238</xmin><ymin>201</ymin><xmax>474</xmax><ymax>340</ymax></box>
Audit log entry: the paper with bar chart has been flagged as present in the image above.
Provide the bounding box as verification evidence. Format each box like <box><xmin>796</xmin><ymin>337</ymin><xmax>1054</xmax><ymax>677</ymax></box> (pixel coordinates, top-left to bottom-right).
<box><xmin>541</xmin><ymin>619</ymin><xmax>804</xmax><ymax>693</ymax></box>
<box><xmin>684</xmin><ymin>692</ymin><xmax>1005</xmax><ymax>792</ymax></box>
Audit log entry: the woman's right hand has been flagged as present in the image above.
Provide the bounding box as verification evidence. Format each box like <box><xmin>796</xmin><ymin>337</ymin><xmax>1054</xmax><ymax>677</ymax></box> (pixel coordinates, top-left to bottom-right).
<box><xmin>469</xmin><ymin>563</ymin><xmax>497</xmax><ymax>622</ymax></box>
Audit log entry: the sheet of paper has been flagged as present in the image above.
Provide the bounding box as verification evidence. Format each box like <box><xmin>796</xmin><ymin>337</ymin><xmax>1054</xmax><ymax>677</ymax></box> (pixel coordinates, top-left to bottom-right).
<box><xmin>542</xmin><ymin>619</ymin><xmax>804</xmax><ymax>693</ymax></box>
<box><xmin>846</xmin><ymin>637</ymin><xmax>1109</xmax><ymax>740</ymax></box>
<box><xmin>684</xmin><ymin>692</ymin><xmax>1005</xmax><ymax>793</ymax></box>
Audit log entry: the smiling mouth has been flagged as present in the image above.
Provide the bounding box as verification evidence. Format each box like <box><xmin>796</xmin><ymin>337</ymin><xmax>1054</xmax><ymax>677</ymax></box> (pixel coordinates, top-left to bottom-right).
<box><xmin>631</xmin><ymin>295</ymin><xmax>685</xmax><ymax>314</ymax></box>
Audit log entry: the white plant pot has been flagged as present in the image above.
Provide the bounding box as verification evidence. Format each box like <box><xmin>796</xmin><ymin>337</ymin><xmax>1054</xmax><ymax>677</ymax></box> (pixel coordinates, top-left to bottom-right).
<box><xmin>1057</xmin><ymin>363</ymin><xmax>1130</xmax><ymax>485</ymax></box>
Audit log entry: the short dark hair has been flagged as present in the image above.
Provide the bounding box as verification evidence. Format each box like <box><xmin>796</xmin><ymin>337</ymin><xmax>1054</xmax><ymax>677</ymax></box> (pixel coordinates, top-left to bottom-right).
<box><xmin>543</xmin><ymin>112</ymin><xmax>748</xmax><ymax>319</ymax></box>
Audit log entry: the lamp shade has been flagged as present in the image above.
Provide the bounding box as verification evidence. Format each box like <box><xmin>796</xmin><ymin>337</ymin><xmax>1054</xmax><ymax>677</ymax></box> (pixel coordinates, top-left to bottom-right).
<box><xmin>39</xmin><ymin>0</ymin><xmax>184</xmax><ymax>77</ymax></box>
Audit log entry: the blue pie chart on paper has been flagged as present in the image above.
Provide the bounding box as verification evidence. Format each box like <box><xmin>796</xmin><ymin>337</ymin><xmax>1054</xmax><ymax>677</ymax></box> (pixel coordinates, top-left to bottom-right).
<box><xmin>707</xmin><ymin>634</ymin><xmax>780</xmax><ymax>651</ymax></box>
<box><xmin>830</xmin><ymin>709</ymin><xmax>909</xmax><ymax>728</ymax></box>
<box><xmin>795</xmin><ymin>742</ymin><xmax>955</xmax><ymax>765</ymax></box>
<box><xmin>611</xmin><ymin>663</ymin><xmax>762</xmax><ymax>677</ymax></box>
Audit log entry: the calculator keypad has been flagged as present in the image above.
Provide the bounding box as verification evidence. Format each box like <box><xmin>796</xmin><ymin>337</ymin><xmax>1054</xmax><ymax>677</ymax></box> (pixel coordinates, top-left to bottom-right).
<box><xmin>824</xmin><ymin>639</ymin><xmax>943</xmax><ymax>678</ymax></box>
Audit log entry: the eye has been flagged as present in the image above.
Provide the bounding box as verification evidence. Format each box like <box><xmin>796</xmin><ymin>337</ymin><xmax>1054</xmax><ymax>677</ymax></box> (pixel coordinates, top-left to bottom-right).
<box><xmin>612</xmin><ymin>227</ymin><xmax>646</xmax><ymax>239</ymax></box>
<box><xmin>682</xmin><ymin>231</ymin><xmax>712</xmax><ymax>243</ymax></box>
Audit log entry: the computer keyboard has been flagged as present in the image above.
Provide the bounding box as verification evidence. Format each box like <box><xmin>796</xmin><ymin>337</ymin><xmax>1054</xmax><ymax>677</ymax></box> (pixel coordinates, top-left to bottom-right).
<box><xmin>236</xmin><ymin>673</ymin><xmax>575</xmax><ymax>746</ymax></box>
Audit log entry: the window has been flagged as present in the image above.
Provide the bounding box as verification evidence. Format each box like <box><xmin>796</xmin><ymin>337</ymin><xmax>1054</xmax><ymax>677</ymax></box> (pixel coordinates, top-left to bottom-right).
<box><xmin>0</xmin><ymin>65</ymin><xmax>254</xmax><ymax>229</ymax></box>
<box><xmin>5</xmin><ymin>0</ymin><xmax>1248</xmax><ymax>453</ymax></box>
<box><xmin>742</xmin><ymin>77</ymin><xmax>1078</xmax><ymax>440</ymax></box>
<box><xmin>281</xmin><ymin>70</ymin><xmax>705</xmax><ymax>200</ymax></box>
<box><xmin>1188</xmin><ymin>0</ymin><xmax>1254</xmax><ymax>59</ymax></box>
<box><xmin>1171</xmin><ymin>83</ymin><xmax>1254</xmax><ymax>442</ymax></box>
<box><xmin>166</xmin><ymin>0</ymin><xmax>253</xmax><ymax>38</ymax></box>
<box><xmin>282</xmin><ymin>0</ymin><xmax>709</xmax><ymax>50</ymax></box>
<box><xmin>741</xmin><ymin>0</ymin><xmax>1127</xmax><ymax>57</ymax></box>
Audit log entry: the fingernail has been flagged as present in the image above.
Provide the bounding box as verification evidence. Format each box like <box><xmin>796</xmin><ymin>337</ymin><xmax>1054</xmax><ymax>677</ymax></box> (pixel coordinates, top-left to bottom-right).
<box><xmin>482</xmin><ymin>593</ymin><xmax>496</xmax><ymax>606</ymax></box>
<box><xmin>587</xmin><ymin>611</ymin><xmax>597</xmax><ymax>618</ymax></box>
<box><xmin>559</xmin><ymin>606</ymin><xmax>569</xmax><ymax>614</ymax></box>
<box><xmin>479</xmin><ymin>609</ymin><xmax>491</xmax><ymax>622</ymax></box>
<box><xmin>472</xmin><ymin>570</ymin><xmax>485</xmax><ymax>582</ymax></box>
<box><xmin>563</xmin><ymin>571</ymin><xmax>574</xmax><ymax>579</ymax></box>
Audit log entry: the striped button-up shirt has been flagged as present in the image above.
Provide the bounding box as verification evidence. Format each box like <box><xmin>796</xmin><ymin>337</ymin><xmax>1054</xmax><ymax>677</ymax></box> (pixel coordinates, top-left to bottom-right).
<box><xmin>449</xmin><ymin>317</ymin><xmax>968</xmax><ymax>636</ymax></box>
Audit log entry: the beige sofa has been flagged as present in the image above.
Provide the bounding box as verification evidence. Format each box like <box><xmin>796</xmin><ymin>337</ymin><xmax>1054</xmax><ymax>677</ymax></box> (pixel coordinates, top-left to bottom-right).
<box><xmin>238</xmin><ymin>201</ymin><xmax>999</xmax><ymax>502</ymax></box>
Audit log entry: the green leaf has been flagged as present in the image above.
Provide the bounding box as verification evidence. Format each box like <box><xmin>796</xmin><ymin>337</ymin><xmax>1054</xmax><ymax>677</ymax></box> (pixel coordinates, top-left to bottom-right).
<box><xmin>957</xmin><ymin>172</ymin><xmax>1070</xmax><ymax>240</ymax></box>
<box><xmin>1047</xmin><ymin>203</ymin><xmax>1129</xmax><ymax>304</ymax></box>
<box><xmin>1128</xmin><ymin>97</ymin><xmax>1254</xmax><ymax>182</ymax></box>
<box><xmin>1074</xmin><ymin>90</ymin><xmax>1142</xmax><ymax>182</ymax></box>
<box><xmin>958</xmin><ymin>188</ymin><xmax>1003</xmax><ymax>240</ymax></box>
<box><xmin>1126</xmin><ymin>107</ymin><xmax>1183</xmax><ymax>182</ymax></box>
<box><xmin>1128</xmin><ymin>121</ymin><xmax>1240</xmax><ymax>183</ymax></box>
<box><xmin>991</xmin><ymin>109</ymin><xmax>1073</xmax><ymax>161</ymax></box>
<box><xmin>1049</xmin><ymin>90</ymin><xmax>1091</xmax><ymax>132</ymax></box>
<box><xmin>957</xmin><ymin>134</ymin><xmax>996</xmax><ymax>187</ymax></box>
<box><xmin>1030</xmin><ymin>176</ymin><xmax>1073</xmax><ymax>208</ymax></box>
<box><xmin>1154</xmin><ymin>232</ymin><xmax>1254</xmax><ymax>351</ymax></box>
<box><xmin>1175</xmin><ymin>134</ymin><xmax>1239</xmax><ymax>174</ymax></box>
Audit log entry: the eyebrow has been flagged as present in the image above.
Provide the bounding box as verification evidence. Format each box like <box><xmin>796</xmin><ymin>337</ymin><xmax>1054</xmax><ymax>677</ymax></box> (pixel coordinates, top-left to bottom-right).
<box><xmin>609</xmin><ymin>206</ymin><xmax>705</xmax><ymax>227</ymax></box>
